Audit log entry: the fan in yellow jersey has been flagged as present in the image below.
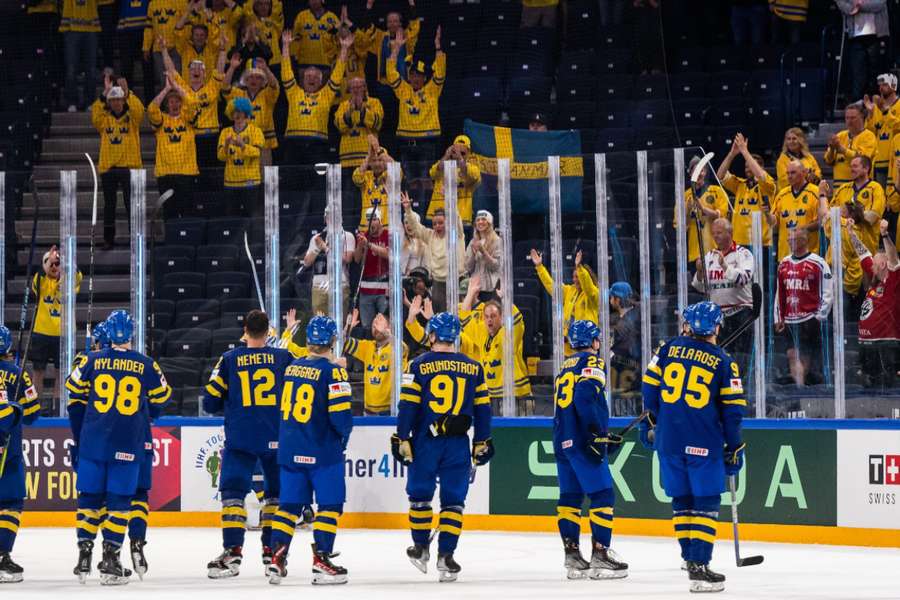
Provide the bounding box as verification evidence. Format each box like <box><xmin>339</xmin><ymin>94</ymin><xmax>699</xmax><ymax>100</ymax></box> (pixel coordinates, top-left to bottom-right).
<box><xmin>30</xmin><ymin>247</ymin><xmax>83</xmax><ymax>403</ymax></box>
<box><xmin>163</xmin><ymin>35</ymin><xmax>227</xmax><ymax>175</ymax></box>
<box><xmin>218</xmin><ymin>97</ymin><xmax>265</xmax><ymax>216</ymax></box>
<box><xmin>352</xmin><ymin>139</ymin><xmax>398</xmax><ymax>231</ymax></box>
<box><xmin>817</xmin><ymin>181</ymin><xmax>864</xmax><ymax>300</ymax></box>
<box><xmin>675</xmin><ymin>157</ymin><xmax>730</xmax><ymax>264</ymax></box>
<box><xmin>775</xmin><ymin>128</ymin><xmax>821</xmax><ymax>191</ymax></box>
<box><xmin>143</xmin><ymin>0</ymin><xmax>184</xmax><ymax>96</ymax></box>
<box><xmin>331</xmin><ymin>20</ymin><xmax>372</xmax><ymax>105</ymax></box>
<box><xmin>149</xmin><ymin>70</ymin><xmax>201</xmax><ymax>220</ymax></box>
<box><xmin>529</xmin><ymin>248</ymin><xmax>599</xmax><ymax>356</ymax></box>
<box><xmin>717</xmin><ymin>133</ymin><xmax>776</xmax><ymax>249</ymax></box>
<box><xmin>60</xmin><ymin>0</ymin><xmax>101</xmax><ymax>112</ymax></box>
<box><xmin>864</xmin><ymin>74</ymin><xmax>900</xmax><ymax>185</ymax></box>
<box><xmin>361</xmin><ymin>0</ymin><xmax>420</xmax><ymax>86</ymax></box>
<box><xmin>246</xmin><ymin>0</ymin><xmax>285</xmax><ymax>70</ymax></box>
<box><xmin>188</xmin><ymin>0</ymin><xmax>244</xmax><ymax>56</ymax></box>
<box><xmin>223</xmin><ymin>55</ymin><xmax>280</xmax><ymax>159</ymax></box>
<box><xmin>387</xmin><ymin>26</ymin><xmax>445</xmax><ymax>179</ymax></box>
<box><xmin>91</xmin><ymin>75</ymin><xmax>145</xmax><ymax>251</ymax></box>
<box><xmin>460</xmin><ymin>277</ymin><xmax>533</xmax><ymax>415</ymax></box>
<box><xmin>344</xmin><ymin>310</ymin><xmax>409</xmax><ymax>416</ymax></box>
<box><xmin>828</xmin><ymin>155</ymin><xmax>886</xmax><ymax>256</ymax></box>
<box><xmin>769</xmin><ymin>159</ymin><xmax>821</xmax><ymax>261</ymax></box>
<box><xmin>825</xmin><ymin>103</ymin><xmax>877</xmax><ymax>185</ymax></box>
<box><xmin>280</xmin><ymin>29</ymin><xmax>350</xmax><ymax>166</ymax></box>
<box><xmin>335</xmin><ymin>78</ymin><xmax>384</xmax><ymax>167</ymax></box>
<box><xmin>426</xmin><ymin>137</ymin><xmax>482</xmax><ymax>227</ymax></box>
<box><xmin>290</xmin><ymin>0</ymin><xmax>338</xmax><ymax>68</ymax></box>
<box><xmin>173</xmin><ymin>3</ymin><xmax>223</xmax><ymax>80</ymax></box>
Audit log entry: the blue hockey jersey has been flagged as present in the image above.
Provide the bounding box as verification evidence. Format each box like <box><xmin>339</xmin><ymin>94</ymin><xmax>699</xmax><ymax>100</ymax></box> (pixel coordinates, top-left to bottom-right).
<box><xmin>65</xmin><ymin>347</ymin><xmax>171</xmax><ymax>462</ymax></box>
<box><xmin>201</xmin><ymin>346</ymin><xmax>295</xmax><ymax>455</ymax></box>
<box><xmin>397</xmin><ymin>350</ymin><xmax>492</xmax><ymax>443</ymax></box>
<box><xmin>0</xmin><ymin>359</ymin><xmax>40</xmax><ymax>454</ymax></box>
<box><xmin>641</xmin><ymin>335</ymin><xmax>745</xmax><ymax>459</ymax></box>
<box><xmin>278</xmin><ymin>355</ymin><xmax>353</xmax><ymax>468</ymax></box>
<box><xmin>552</xmin><ymin>351</ymin><xmax>607</xmax><ymax>456</ymax></box>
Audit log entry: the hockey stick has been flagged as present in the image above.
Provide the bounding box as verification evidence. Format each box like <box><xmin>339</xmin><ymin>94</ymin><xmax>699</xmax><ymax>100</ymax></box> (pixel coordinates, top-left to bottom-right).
<box><xmin>244</xmin><ymin>230</ymin><xmax>266</xmax><ymax>313</ymax></box>
<box><xmin>728</xmin><ymin>474</ymin><xmax>764</xmax><ymax>567</ymax></box>
<box><xmin>689</xmin><ymin>154</ymin><xmax>713</xmax><ymax>300</ymax></box>
<box><xmin>147</xmin><ymin>188</ymin><xmax>174</xmax><ymax>357</ymax></box>
<box><xmin>719</xmin><ymin>283</ymin><xmax>763</xmax><ymax>349</ymax></box>
<box><xmin>348</xmin><ymin>198</ymin><xmax>381</xmax><ymax>319</ymax></box>
<box><xmin>84</xmin><ymin>153</ymin><xmax>98</xmax><ymax>351</ymax></box>
<box><xmin>616</xmin><ymin>410</ymin><xmax>649</xmax><ymax>438</ymax></box>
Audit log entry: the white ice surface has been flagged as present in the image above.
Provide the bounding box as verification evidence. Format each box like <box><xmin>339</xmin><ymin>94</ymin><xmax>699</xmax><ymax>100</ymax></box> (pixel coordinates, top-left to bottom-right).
<box><xmin>6</xmin><ymin>527</ymin><xmax>899</xmax><ymax>599</ymax></box>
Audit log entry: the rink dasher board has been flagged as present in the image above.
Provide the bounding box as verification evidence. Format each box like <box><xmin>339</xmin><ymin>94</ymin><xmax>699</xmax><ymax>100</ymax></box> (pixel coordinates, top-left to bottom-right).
<box><xmin>15</xmin><ymin>417</ymin><xmax>900</xmax><ymax>548</ymax></box>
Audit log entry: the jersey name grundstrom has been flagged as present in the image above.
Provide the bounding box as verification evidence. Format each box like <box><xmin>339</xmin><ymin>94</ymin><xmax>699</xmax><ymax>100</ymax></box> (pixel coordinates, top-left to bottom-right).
<box><xmin>236</xmin><ymin>353</ymin><xmax>275</xmax><ymax>367</ymax></box>
<box><xmin>665</xmin><ymin>346</ymin><xmax>721</xmax><ymax>370</ymax></box>
<box><xmin>93</xmin><ymin>357</ymin><xmax>146</xmax><ymax>374</ymax></box>
<box><xmin>418</xmin><ymin>360</ymin><xmax>479</xmax><ymax>375</ymax></box>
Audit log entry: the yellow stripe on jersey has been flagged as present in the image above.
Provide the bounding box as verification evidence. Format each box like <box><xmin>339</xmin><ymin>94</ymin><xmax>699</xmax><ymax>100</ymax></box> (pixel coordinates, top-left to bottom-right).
<box><xmin>399</xmin><ymin>392</ymin><xmax>421</xmax><ymax>404</ymax></box>
<box><xmin>642</xmin><ymin>375</ymin><xmax>661</xmax><ymax>386</ymax></box>
<box><xmin>328</xmin><ymin>402</ymin><xmax>351</xmax><ymax>412</ymax></box>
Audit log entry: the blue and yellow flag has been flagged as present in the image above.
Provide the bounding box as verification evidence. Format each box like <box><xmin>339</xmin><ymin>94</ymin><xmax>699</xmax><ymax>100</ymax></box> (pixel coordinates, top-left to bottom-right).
<box><xmin>464</xmin><ymin>119</ymin><xmax>583</xmax><ymax>214</ymax></box>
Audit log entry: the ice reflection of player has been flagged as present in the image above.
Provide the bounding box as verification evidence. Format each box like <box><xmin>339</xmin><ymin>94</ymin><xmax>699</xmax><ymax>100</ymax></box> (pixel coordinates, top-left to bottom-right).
<box><xmin>206</xmin><ymin>449</ymin><xmax>222</xmax><ymax>487</ymax></box>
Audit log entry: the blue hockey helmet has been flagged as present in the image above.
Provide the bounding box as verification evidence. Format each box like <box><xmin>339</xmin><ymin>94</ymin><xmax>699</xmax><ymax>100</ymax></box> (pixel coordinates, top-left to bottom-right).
<box><xmin>91</xmin><ymin>321</ymin><xmax>111</xmax><ymax>349</ymax></box>
<box><xmin>0</xmin><ymin>325</ymin><xmax>11</xmax><ymax>355</ymax></box>
<box><xmin>306</xmin><ymin>315</ymin><xmax>337</xmax><ymax>346</ymax></box>
<box><xmin>567</xmin><ymin>319</ymin><xmax>601</xmax><ymax>349</ymax></box>
<box><xmin>106</xmin><ymin>310</ymin><xmax>134</xmax><ymax>345</ymax></box>
<box><xmin>683</xmin><ymin>301</ymin><xmax>723</xmax><ymax>336</ymax></box>
<box><xmin>426</xmin><ymin>312</ymin><xmax>461</xmax><ymax>343</ymax></box>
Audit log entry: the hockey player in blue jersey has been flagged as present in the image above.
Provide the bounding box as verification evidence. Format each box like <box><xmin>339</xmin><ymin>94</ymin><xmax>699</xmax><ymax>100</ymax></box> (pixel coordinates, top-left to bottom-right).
<box><xmin>0</xmin><ymin>325</ymin><xmax>40</xmax><ymax>583</ymax></box>
<box><xmin>552</xmin><ymin>320</ymin><xmax>628</xmax><ymax>580</ymax></box>
<box><xmin>201</xmin><ymin>309</ymin><xmax>295</xmax><ymax>578</ymax></box>
<box><xmin>267</xmin><ymin>316</ymin><xmax>353</xmax><ymax>585</ymax></box>
<box><xmin>640</xmin><ymin>301</ymin><xmax>746</xmax><ymax>593</ymax></box>
<box><xmin>392</xmin><ymin>312</ymin><xmax>493</xmax><ymax>583</ymax></box>
<box><xmin>65</xmin><ymin>310</ymin><xmax>171</xmax><ymax>585</ymax></box>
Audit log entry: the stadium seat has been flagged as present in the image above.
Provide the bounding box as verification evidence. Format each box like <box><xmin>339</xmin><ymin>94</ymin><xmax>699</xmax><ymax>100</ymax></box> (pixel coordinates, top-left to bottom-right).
<box><xmin>751</xmin><ymin>69</ymin><xmax>785</xmax><ymax>102</ymax></box>
<box><xmin>164</xmin><ymin>328</ymin><xmax>212</xmax><ymax>358</ymax></box>
<box><xmin>593</xmin><ymin>127</ymin><xmax>634</xmax><ymax>153</ymax></box>
<box><xmin>556</xmin><ymin>75</ymin><xmax>596</xmax><ymax>105</ymax></box>
<box><xmin>595</xmin><ymin>27</ymin><xmax>629</xmax><ymax>52</ymax></box>
<box><xmin>173</xmin><ymin>310</ymin><xmax>217</xmax><ymax>330</ymax></box>
<box><xmin>595</xmin><ymin>48</ymin><xmax>632</xmax><ymax>75</ymax></box>
<box><xmin>557</xmin><ymin>50</ymin><xmax>595</xmax><ymax>78</ymax></box>
<box><xmin>455</xmin><ymin>77</ymin><xmax>503</xmax><ymax>123</ymax></box>
<box><xmin>672</xmin><ymin>99</ymin><xmax>710</xmax><ymax>127</ymax></box>
<box><xmin>466</xmin><ymin>56</ymin><xmax>506</xmax><ymax>80</ymax></box>
<box><xmin>516</xmin><ymin>27</ymin><xmax>555</xmax><ymax>56</ymax></box>
<box><xmin>785</xmin><ymin>42</ymin><xmax>821</xmax><ymax>69</ymax></box>
<box><xmin>630</xmin><ymin>100</ymin><xmax>672</xmax><ymax>128</ymax></box>
<box><xmin>670</xmin><ymin>72</ymin><xmax>709</xmax><ymax>100</ymax></box>
<box><xmin>164</xmin><ymin>271</ymin><xmax>207</xmax><ymax>289</ymax></box>
<box><xmin>206</xmin><ymin>217</ymin><xmax>246</xmax><ymax>246</ymax></box>
<box><xmin>514</xmin><ymin>239</ymin><xmax>547</xmax><ymax>268</ymax></box>
<box><xmin>555</xmin><ymin>102</ymin><xmax>594</xmax><ymax>129</ymax></box>
<box><xmin>794</xmin><ymin>68</ymin><xmax>826</xmax><ymax>123</ymax></box>
<box><xmin>196</xmin><ymin>245</ymin><xmax>240</xmax><ymax>273</ymax></box>
<box><xmin>748</xmin><ymin>46</ymin><xmax>785</xmax><ymax>71</ymax></box>
<box><xmin>207</xmin><ymin>271</ymin><xmax>252</xmax><ymax>301</ymax></box>
<box><xmin>633</xmin><ymin>127</ymin><xmax>676</xmax><ymax>150</ymax></box>
<box><xmin>176</xmin><ymin>298</ymin><xmax>220</xmax><ymax>317</ymax></box>
<box><xmin>594</xmin><ymin>74</ymin><xmax>633</xmax><ymax>103</ymax></box>
<box><xmin>750</xmin><ymin>102</ymin><xmax>786</xmax><ymax>149</ymax></box>
<box><xmin>164</xmin><ymin>219</ymin><xmax>206</xmax><ymax>246</ymax></box>
<box><xmin>513</xmin><ymin>279</ymin><xmax>542</xmax><ymax>298</ymax></box>
<box><xmin>707</xmin><ymin>71</ymin><xmax>746</xmax><ymax>98</ymax></box>
<box><xmin>507</xmin><ymin>76</ymin><xmax>552</xmax><ymax>115</ymax></box>
<box><xmin>476</xmin><ymin>24</ymin><xmax>515</xmax><ymax>56</ymax></box>
<box><xmin>159</xmin><ymin>282</ymin><xmax>203</xmax><ymax>303</ymax></box>
<box><xmin>150</xmin><ymin>300</ymin><xmax>175</xmax><ymax>331</ymax></box>
<box><xmin>507</xmin><ymin>50</ymin><xmax>554</xmax><ymax>78</ymax></box>
<box><xmin>210</xmin><ymin>328</ymin><xmax>245</xmax><ymax>357</ymax></box>
<box><xmin>154</xmin><ymin>255</ymin><xmax>194</xmax><ymax>287</ymax></box>
<box><xmin>704</xmin><ymin>46</ymin><xmax>745</xmax><ymax>71</ymax></box>
<box><xmin>673</xmin><ymin>47</ymin><xmax>706</xmax><ymax>73</ymax></box>
<box><xmin>564</xmin><ymin>0</ymin><xmax>598</xmax><ymax>50</ymax></box>
<box><xmin>709</xmin><ymin>100</ymin><xmax>749</xmax><ymax>127</ymax></box>
<box><xmin>632</xmin><ymin>74</ymin><xmax>671</xmax><ymax>101</ymax></box>
<box><xmin>595</xmin><ymin>101</ymin><xmax>631</xmax><ymax>128</ymax></box>
<box><xmin>677</xmin><ymin>126</ymin><xmax>712</xmax><ymax>149</ymax></box>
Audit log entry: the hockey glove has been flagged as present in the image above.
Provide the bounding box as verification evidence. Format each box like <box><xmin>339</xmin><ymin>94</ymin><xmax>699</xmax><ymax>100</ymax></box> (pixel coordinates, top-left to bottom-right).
<box><xmin>390</xmin><ymin>434</ymin><xmax>413</xmax><ymax>465</ymax></box>
<box><xmin>638</xmin><ymin>413</ymin><xmax>656</xmax><ymax>450</ymax></box>
<box><xmin>472</xmin><ymin>438</ymin><xmax>495</xmax><ymax>466</ymax></box>
<box><xmin>429</xmin><ymin>414</ymin><xmax>472</xmax><ymax>437</ymax></box>
<box><xmin>724</xmin><ymin>442</ymin><xmax>745</xmax><ymax>476</ymax></box>
<box><xmin>68</xmin><ymin>443</ymin><xmax>79</xmax><ymax>470</ymax></box>
<box><xmin>587</xmin><ymin>429</ymin><xmax>609</xmax><ymax>460</ymax></box>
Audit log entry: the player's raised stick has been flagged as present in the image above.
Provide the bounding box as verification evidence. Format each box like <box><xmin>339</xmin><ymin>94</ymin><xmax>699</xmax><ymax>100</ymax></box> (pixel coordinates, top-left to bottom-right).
<box><xmin>728</xmin><ymin>475</ymin><xmax>764</xmax><ymax>567</ymax></box>
<box><xmin>244</xmin><ymin>231</ymin><xmax>266</xmax><ymax>312</ymax></box>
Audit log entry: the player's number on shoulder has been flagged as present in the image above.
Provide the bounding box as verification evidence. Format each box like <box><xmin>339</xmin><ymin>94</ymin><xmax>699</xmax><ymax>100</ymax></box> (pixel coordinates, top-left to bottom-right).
<box><xmin>238</xmin><ymin>368</ymin><xmax>277</xmax><ymax>407</ymax></box>
<box><xmin>429</xmin><ymin>374</ymin><xmax>466</xmax><ymax>415</ymax></box>
<box><xmin>660</xmin><ymin>363</ymin><xmax>713</xmax><ymax>409</ymax></box>
<box><xmin>554</xmin><ymin>372</ymin><xmax>576</xmax><ymax>409</ymax></box>
<box><xmin>93</xmin><ymin>374</ymin><xmax>142</xmax><ymax>416</ymax></box>
<box><xmin>281</xmin><ymin>381</ymin><xmax>316</xmax><ymax>423</ymax></box>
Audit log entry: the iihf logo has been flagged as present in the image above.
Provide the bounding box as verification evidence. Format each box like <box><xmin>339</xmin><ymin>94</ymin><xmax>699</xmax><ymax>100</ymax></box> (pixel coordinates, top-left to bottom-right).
<box><xmin>869</xmin><ymin>454</ymin><xmax>900</xmax><ymax>485</ymax></box>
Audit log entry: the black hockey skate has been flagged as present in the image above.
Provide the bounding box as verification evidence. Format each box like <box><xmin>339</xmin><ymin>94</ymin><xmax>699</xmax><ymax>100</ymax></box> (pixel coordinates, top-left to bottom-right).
<box><xmin>407</xmin><ymin>543</ymin><xmax>430</xmax><ymax>574</ymax></box>
<box><xmin>436</xmin><ymin>552</ymin><xmax>461</xmax><ymax>583</ymax></box>
<box><xmin>262</xmin><ymin>545</ymin><xmax>273</xmax><ymax>567</ymax></box>
<box><xmin>98</xmin><ymin>542</ymin><xmax>132</xmax><ymax>586</ymax></box>
<box><xmin>266</xmin><ymin>543</ymin><xmax>288</xmax><ymax>585</ymax></box>
<box><xmin>589</xmin><ymin>542</ymin><xmax>628</xmax><ymax>579</ymax></box>
<box><xmin>0</xmin><ymin>552</ymin><xmax>23</xmax><ymax>583</ymax></box>
<box><xmin>562</xmin><ymin>538</ymin><xmax>590</xmax><ymax>580</ymax></box>
<box><xmin>130</xmin><ymin>539</ymin><xmax>148</xmax><ymax>580</ymax></box>
<box><xmin>687</xmin><ymin>561</ymin><xmax>725</xmax><ymax>593</ymax></box>
<box><xmin>311</xmin><ymin>543</ymin><xmax>348</xmax><ymax>585</ymax></box>
<box><xmin>73</xmin><ymin>540</ymin><xmax>94</xmax><ymax>584</ymax></box>
<box><xmin>207</xmin><ymin>546</ymin><xmax>243</xmax><ymax>579</ymax></box>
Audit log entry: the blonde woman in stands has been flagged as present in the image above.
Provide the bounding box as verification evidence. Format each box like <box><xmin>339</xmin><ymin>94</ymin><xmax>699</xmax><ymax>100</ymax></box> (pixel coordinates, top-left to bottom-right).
<box><xmin>465</xmin><ymin>210</ymin><xmax>502</xmax><ymax>304</ymax></box>
<box><xmin>776</xmin><ymin>127</ymin><xmax>822</xmax><ymax>191</ymax></box>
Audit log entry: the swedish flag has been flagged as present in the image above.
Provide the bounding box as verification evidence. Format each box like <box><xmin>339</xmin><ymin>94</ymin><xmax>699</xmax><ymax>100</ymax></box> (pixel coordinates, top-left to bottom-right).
<box><xmin>464</xmin><ymin>119</ymin><xmax>583</xmax><ymax>214</ymax></box>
